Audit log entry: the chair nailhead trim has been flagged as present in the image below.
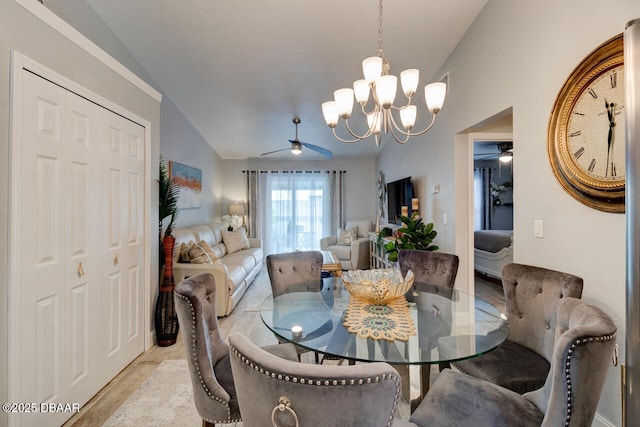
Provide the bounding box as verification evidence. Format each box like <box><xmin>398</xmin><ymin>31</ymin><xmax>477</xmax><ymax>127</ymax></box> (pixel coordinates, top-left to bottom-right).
<box><xmin>229</xmin><ymin>344</ymin><xmax>402</xmax><ymax>427</ymax></box>
<box><xmin>563</xmin><ymin>332</ymin><xmax>617</xmax><ymax>427</ymax></box>
<box><xmin>175</xmin><ymin>292</ymin><xmax>236</xmax><ymax>423</ymax></box>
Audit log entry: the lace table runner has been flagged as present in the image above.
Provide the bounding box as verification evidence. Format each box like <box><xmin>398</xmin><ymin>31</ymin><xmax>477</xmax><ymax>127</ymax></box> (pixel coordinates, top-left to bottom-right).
<box><xmin>343</xmin><ymin>296</ymin><xmax>416</xmax><ymax>342</ymax></box>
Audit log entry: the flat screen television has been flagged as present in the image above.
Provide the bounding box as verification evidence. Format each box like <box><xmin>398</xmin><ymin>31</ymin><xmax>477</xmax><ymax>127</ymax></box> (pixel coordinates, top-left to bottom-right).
<box><xmin>386</xmin><ymin>177</ymin><xmax>413</xmax><ymax>225</ymax></box>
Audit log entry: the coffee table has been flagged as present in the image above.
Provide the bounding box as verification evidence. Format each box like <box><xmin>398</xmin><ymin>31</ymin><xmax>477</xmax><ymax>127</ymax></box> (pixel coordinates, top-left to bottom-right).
<box><xmin>320</xmin><ymin>250</ymin><xmax>342</xmax><ymax>277</ymax></box>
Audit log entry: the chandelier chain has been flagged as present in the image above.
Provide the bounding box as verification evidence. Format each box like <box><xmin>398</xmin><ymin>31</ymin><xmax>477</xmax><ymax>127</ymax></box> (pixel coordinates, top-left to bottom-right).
<box><xmin>377</xmin><ymin>0</ymin><xmax>384</xmax><ymax>57</ymax></box>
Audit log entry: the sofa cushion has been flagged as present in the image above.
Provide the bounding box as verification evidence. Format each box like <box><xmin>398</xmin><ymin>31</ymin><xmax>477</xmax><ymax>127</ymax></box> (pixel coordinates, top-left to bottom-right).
<box><xmin>211</xmin><ymin>242</ymin><xmax>227</xmax><ymax>258</ymax></box>
<box><xmin>345</xmin><ymin>220</ymin><xmax>373</xmax><ymax>238</ymax></box>
<box><xmin>193</xmin><ymin>224</ymin><xmax>219</xmax><ymax>247</ymax></box>
<box><xmin>337</xmin><ymin>227</ymin><xmax>358</xmax><ymax>245</ymax></box>
<box><xmin>223</xmin><ymin>250</ymin><xmax>257</xmax><ymax>275</ymax></box>
<box><xmin>327</xmin><ymin>244</ymin><xmax>352</xmax><ymax>261</ymax></box>
<box><xmin>222</xmin><ymin>229</ymin><xmax>251</xmax><ymax>254</ymax></box>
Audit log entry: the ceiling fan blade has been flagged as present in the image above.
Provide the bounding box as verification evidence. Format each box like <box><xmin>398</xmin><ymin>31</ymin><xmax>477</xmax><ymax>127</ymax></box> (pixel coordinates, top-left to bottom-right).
<box><xmin>296</xmin><ymin>141</ymin><xmax>333</xmax><ymax>159</ymax></box>
<box><xmin>260</xmin><ymin>147</ymin><xmax>291</xmax><ymax>156</ymax></box>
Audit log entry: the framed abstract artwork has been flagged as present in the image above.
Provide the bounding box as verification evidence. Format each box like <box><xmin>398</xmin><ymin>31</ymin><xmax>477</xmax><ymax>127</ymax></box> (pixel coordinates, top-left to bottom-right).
<box><xmin>170</xmin><ymin>161</ymin><xmax>202</xmax><ymax>209</ymax></box>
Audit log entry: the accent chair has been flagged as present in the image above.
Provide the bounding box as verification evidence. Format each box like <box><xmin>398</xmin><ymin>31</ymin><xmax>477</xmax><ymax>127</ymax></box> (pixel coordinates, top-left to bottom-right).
<box><xmin>446</xmin><ymin>263</ymin><xmax>584</xmax><ymax>394</ymax></box>
<box><xmin>228</xmin><ymin>332</ymin><xmax>417</xmax><ymax>427</ymax></box>
<box><xmin>174</xmin><ymin>273</ymin><xmax>297</xmax><ymax>426</ymax></box>
<box><xmin>320</xmin><ymin>219</ymin><xmax>372</xmax><ymax>270</ymax></box>
<box><xmin>410</xmin><ymin>297</ymin><xmax>617</xmax><ymax>427</ymax></box>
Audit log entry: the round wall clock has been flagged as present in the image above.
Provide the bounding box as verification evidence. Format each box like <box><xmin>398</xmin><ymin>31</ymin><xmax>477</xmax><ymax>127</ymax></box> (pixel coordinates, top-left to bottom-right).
<box><xmin>547</xmin><ymin>34</ymin><xmax>625</xmax><ymax>213</ymax></box>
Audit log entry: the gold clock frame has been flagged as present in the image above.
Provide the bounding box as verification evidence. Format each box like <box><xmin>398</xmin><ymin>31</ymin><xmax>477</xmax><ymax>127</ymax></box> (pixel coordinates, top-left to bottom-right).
<box><xmin>547</xmin><ymin>34</ymin><xmax>625</xmax><ymax>213</ymax></box>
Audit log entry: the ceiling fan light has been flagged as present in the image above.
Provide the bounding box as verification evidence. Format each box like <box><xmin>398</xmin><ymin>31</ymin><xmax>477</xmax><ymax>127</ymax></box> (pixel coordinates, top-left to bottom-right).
<box><xmin>353</xmin><ymin>79</ymin><xmax>370</xmax><ymax>105</ymax></box>
<box><xmin>363</xmin><ymin>56</ymin><xmax>383</xmax><ymax>83</ymax></box>
<box><xmin>400</xmin><ymin>69</ymin><xmax>419</xmax><ymax>97</ymax></box>
<box><xmin>425</xmin><ymin>82</ymin><xmax>446</xmax><ymax>114</ymax></box>
<box><xmin>291</xmin><ymin>141</ymin><xmax>302</xmax><ymax>155</ymax></box>
<box><xmin>322</xmin><ymin>101</ymin><xmax>339</xmax><ymax>127</ymax></box>
<box><xmin>375</xmin><ymin>75</ymin><xmax>397</xmax><ymax>109</ymax></box>
<box><xmin>499</xmin><ymin>152</ymin><xmax>513</xmax><ymax>163</ymax></box>
<box><xmin>400</xmin><ymin>105</ymin><xmax>417</xmax><ymax>130</ymax></box>
<box><xmin>334</xmin><ymin>88</ymin><xmax>354</xmax><ymax>119</ymax></box>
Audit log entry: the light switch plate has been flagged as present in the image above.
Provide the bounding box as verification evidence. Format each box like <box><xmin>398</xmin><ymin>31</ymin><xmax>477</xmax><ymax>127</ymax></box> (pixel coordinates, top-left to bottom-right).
<box><xmin>534</xmin><ymin>220</ymin><xmax>544</xmax><ymax>238</ymax></box>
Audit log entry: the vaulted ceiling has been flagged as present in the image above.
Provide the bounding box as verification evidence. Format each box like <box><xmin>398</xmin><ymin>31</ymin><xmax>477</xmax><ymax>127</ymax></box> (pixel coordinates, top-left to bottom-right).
<box><xmin>83</xmin><ymin>0</ymin><xmax>488</xmax><ymax>159</ymax></box>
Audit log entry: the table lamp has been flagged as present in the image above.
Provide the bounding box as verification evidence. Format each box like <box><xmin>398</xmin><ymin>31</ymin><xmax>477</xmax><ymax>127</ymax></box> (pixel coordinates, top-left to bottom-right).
<box><xmin>229</xmin><ymin>202</ymin><xmax>247</xmax><ymax>231</ymax></box>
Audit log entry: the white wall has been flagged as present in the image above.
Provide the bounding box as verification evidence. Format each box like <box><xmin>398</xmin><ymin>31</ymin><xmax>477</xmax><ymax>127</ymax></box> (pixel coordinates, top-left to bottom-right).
<box><xmin>220</xmin><ymin>157</ymin><xmax>376</xmax><ymax>226</ymax></box>
<box><xmin>377</xmin><ymin>1</ymin><xmax>640</xmax><ymax>425</ymax></box>
<box><xmin>160</xmin><ymin>96</ymin><xmax>225</xmax><ymax>227</ymax></box>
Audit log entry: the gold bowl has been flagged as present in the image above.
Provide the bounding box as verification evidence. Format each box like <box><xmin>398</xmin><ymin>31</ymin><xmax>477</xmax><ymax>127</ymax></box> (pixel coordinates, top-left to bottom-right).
<box><xmin>342</xmin><ymin>268</ymin><xmax>414</xmax><ymax>305</ymax></box>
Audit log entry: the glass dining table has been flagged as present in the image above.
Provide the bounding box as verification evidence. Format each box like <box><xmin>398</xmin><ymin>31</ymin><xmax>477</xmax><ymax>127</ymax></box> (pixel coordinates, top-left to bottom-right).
<box><xmin>260</xmin><ymin>277</ymin><xmax>509</xmax><ymax>409</ymax></box>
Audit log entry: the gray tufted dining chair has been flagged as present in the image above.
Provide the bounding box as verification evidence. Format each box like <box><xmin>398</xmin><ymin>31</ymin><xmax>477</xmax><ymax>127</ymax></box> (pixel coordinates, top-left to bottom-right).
<box><xmin>228</xmin><ymin>332</ymin><xmax>417</xmax><ymax>427</ymax></box>
<box><xmin>267</xmin><ymin>251</ymin><xmax>326</xmax><ymax>362</ymax></box>
<box><xmin>174</xmin><ymin>273</ymin><xmax>298</xmax><ymax>426</ymax></box>
<box><xmin>410</xmin><ymin>297</ymin><xmax>617</xmax><ymax>427</ymax></box>
<box><xmin>448</xmin><ymin>262</ymin><xmax>583</xmax><ymax>394</ymax></box>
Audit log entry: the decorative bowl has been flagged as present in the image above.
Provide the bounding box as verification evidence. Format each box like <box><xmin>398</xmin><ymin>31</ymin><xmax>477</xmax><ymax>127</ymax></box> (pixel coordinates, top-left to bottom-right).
<box><xmin>342</xmin><ymin>268</ymin><xmax>414</xmax><ymax>305</ymax></box>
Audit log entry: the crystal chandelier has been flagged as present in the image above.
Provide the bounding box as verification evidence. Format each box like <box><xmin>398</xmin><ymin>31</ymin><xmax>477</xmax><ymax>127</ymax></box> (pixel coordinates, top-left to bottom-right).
<box><xmin>321</xmin><ymin>0</ymin><xmax>447</xmax><ymax>146</ymax></box>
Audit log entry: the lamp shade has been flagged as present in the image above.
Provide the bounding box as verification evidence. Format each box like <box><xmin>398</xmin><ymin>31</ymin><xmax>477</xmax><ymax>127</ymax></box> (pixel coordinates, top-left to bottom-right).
<box><xmin>353</xmin><ymin>79</ymin><xmax>370</xmax><ymax>105</ymax></box>
<box><xmin>425</xmin><ymin>82</ymin><xmax>446</xmax><ymax>114</ymax></box>
<box><xmin>375</xmin><ymin>75</ymin><xmax>397</xmax><ymax>109</ymax></box>
<box><xmin>334</xmin><ymin>88</ymin><xmax>354</xmax><ymax>119</ymax></box>
<box><xmin>400</xmin><ymin>69</ymin><xmax>419</xmax><ymax>97</ymax></box>
<box><xmin>229</xmin><ymin>202</ymin><xmax>246</xmax><ymax>216</ymax></box>
<box><xmin>362</xmin><ymin>56</ymin><xmax>383</xmax><ymax>83</ymax></box>
<box><xmin>322</xmin><ymin>101</ymin><xmax>339</xmax><ymax>127</ymax></box>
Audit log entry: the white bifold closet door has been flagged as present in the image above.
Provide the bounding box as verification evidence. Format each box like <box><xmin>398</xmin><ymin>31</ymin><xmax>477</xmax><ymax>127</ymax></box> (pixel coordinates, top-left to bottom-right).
<box><xmin>12</xmin><ymin>68</ymin><xmax>145</xmax><ymax>426</ymax></box>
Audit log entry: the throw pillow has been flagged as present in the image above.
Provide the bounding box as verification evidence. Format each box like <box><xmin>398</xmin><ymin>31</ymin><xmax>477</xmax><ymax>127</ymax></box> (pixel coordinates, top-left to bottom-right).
<box><xmin>337</xmin><ymin>227</ymin><xmax>358</xmax><ymax>246</ymax></box>
<box><xmin>187</xmin><ymin>241</ymin><xmax>215</xmax><ymax>264</ymax></box>
<box><xmin>222</xmin><ymin>229</ymin><xmax>251</xmax><ymax>254</ymax></box>
<box><xmin>198</xmin><ymin>240</ymin><xmax>221</xmax><ymax>264</ymax></box>
<box><xmin>178</xmin><ymin>242</ymin><xmax>192</xmax><ymax>263</ymax></box>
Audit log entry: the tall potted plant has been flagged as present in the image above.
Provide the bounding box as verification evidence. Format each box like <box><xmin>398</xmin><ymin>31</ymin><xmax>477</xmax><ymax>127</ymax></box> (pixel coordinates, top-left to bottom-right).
<box><xmin>383</xmin><ymin>213</ymin><xmax>438</xmax><ymax>262</ymax></box>
<box><xmin>155</xmin><ymin>156</ymin><xmax>180</xmax><ymax>346</ymax></box>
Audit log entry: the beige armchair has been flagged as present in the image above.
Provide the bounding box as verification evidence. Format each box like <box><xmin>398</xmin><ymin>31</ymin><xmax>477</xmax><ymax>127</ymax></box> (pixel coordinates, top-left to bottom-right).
<box><xmin>320</xmin><ymin>220</ymin><xmax>372</xmax><ymax>270</ymax></box>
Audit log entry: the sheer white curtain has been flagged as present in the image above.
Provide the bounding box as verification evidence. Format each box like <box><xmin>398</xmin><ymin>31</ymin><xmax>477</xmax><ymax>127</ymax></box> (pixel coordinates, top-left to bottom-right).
<box><xmin>256</xmin><ymin>171</ymin><xmax>332</xmax><ymax>255</ymax></box>
<box><xmin>474</xmin><ymin>168</ymin><xmax>484</xmax><ymax>230</ymax></box>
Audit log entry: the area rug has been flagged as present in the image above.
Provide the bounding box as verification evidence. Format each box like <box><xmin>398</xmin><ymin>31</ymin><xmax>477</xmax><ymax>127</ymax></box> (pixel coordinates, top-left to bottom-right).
<box><xmin>103</xmin><ymin>359</ymin><xmax>201</xmax><ymax>426</ymax></box>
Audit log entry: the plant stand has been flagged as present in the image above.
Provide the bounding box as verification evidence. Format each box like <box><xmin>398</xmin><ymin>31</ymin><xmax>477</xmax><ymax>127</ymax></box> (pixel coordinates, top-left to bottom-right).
<box><xmin>154</xmin><ymin>235</ymin><xmax>179</xmax><ymax>346</ymax></box>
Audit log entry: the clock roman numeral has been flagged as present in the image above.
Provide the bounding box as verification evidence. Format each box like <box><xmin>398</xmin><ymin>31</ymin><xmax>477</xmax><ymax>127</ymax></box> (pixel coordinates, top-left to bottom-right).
<box><xmin>573</xmin><ymin>111</ymin><xmax>585</xmax><ymax>116</ymax></box>
<box><xmin>611</xmin><ymin>72</ymin><xmax>618</xmax><ymax>89</ymax></box>
<box><xmin>611</xmin><ymin>162</ymin><xmax>617</xmax><ymax>177</ymax></box>
<box><xmin>588</xmin><ymin>158</ymin><xmax>596</xmax><ymax>172</ymax></box>
<box><xmin>588</xmin><ymin>88</ymin><xmax>598</xmax><ymax>99</ymax></box>
<box><xmin>574</xmin><ymin>147</ymin><xmax>585</xmax><ymax>159</ymax></box>
<box><xmin>570</xmin><ymin>130</ymin><xmax>582</xmax><ymax>137</ymax></box>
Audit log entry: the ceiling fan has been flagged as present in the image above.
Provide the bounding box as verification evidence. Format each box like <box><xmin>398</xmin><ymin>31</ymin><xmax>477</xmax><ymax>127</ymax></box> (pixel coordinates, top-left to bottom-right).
<box><xmin>474</xmin><ymin>141</ymin><xmax>513</xmax><ymax>162</ymax></box>
<box><xmin>260</xmin><ymin>118</ymin><xmax>333</xmax><ymax>159</ymax></box>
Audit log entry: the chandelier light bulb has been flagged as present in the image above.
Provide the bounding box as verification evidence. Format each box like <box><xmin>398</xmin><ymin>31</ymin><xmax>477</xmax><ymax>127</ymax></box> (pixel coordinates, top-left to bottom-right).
<box><xmin>321</xmin><ymin>0</ymin><xmax>445</xmax><ymax>144</ymax></box>
<box><xmin>367</xmin><ymin>111</ymin><xmax>382</xmax><ymax>134</ymax></box>
<box><xmin>362</xmin><ymin>56</ymin><xmax>383</xmax><ymax>83</ymax></box>
<box><xmin>400</xmin><ymin>105</ymin><xmax>417</xmax><ymax>130</ymax></box>
<box><xmin>321</xmin><ymin>101</ymin><xmax>339</xmax><ymax>128</ymax></box>
<box><xmin>425</xmin><ymin>82</ymin><xmax>447</xmax><ymax>114</ymax></box>
<box><xmin>375</xmin><ymin>75</ymin><xmax>397</xmax><ymax>109</ymax></box>
<box><xmin>334</xmin><ymin>88</ymin><xmax>355</xmax><ymax>119</ymax></box>
<box><xmin>353</xmin><ymin>79</ymin><xmax>370</xmax><ymax>105</ymax></box>
<box><xmin>400</xmin><ymin>69</ymin><xmax>419</xmax><ymax>97</ymax></box>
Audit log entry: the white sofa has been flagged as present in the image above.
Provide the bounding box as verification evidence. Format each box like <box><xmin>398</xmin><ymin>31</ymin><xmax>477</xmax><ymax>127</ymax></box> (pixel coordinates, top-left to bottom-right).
<box><xmin>320</xmin><ymin>220</ymin><xmax>372</xmax><ymax>270</ymax></box>
<box><xmin>172</xmin><ymin>222</ymin><xmax>263</xmax><ymax>316</ymax></box>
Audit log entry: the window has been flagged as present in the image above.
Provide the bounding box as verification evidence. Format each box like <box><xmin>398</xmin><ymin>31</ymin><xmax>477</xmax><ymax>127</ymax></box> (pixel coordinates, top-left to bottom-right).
<box><xmin>262</xmin><ymin>172</ymin><xmax>331</xmax><ymax>255</ymax></box>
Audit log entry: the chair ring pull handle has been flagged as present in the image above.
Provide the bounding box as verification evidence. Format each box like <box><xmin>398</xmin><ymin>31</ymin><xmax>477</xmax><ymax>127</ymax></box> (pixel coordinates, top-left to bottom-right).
<box><xmin>271</xmin><ymin>396</ymin><xmax>299</xmax><ymax>427</ymax></box>
<box><xmin>613</xmin><ymin>343</ymin><xmax>619</xmax><ymax>367</ymax></box>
